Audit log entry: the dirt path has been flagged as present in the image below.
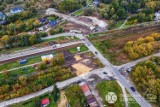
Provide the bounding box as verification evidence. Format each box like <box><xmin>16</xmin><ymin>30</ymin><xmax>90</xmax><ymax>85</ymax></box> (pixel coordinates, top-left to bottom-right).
<box><xmin>57</xmin><ymin>91</ymin><xmax>67</xmax><ymax>107</ymax></box>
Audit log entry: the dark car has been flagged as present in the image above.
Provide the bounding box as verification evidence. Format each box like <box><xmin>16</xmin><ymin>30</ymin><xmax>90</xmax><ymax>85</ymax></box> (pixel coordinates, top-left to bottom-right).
<box><xmin>103</xmin><ymin>72</ymin><xmax>107</xmax><ymax>74</ymax></box>
<box><xmin>130</xmin><ymin>87</ymin><xmax>136</xmax><ymax>92</ymax></box>
<box><xmin>95</xmin><ymin>51</ymin><xmax>98</xmax><ymax>54</ymax></box>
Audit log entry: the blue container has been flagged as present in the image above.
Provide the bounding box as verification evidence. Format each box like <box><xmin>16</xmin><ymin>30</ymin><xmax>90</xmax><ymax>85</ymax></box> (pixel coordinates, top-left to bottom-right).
<box><xmin>19</xmin><ymin>59</ymin><xmax>27</xmax><ymax>64</ymax></box>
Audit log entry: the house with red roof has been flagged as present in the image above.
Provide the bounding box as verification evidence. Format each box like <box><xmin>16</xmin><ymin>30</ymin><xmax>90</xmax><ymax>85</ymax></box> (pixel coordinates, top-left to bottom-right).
<box><xmin>79</xmin><ymin>82</ymin><xmax>99</xmax><ymax>107</ymax></box>
<box><xmin>79</xmin><ymin>82</ymin><xmax>91</xmax><ymax>96</ymax></box>
<box><xmin>41</xmin><ymin>98</ymin><xmax>50</xmax><ymax>107</ymax></box>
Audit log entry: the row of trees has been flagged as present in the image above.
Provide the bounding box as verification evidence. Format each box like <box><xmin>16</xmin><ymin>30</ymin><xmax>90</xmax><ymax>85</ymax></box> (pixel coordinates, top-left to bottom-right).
<box><xmin>131</xmin><ymin>58</ymin><xmax>160</xmax><ymax>104</ymax></box>
<box><xmin>123</xmin><ymin>33</ymin><xmax>160</xmax><ymax>59</ymax></box>
<box><xmin>126</xmin><ymin>8</ymin><xmax>155</xmax><ymax>25</ymax></box>
<box><xmin>49</xmin><ymin>27</ymin><xmax>64</xmax><ymax>35</ymax></box>
<box><xmin>0</xmin><ymin>33</ymin><xmax>44</xmax><ymax>48</ymax></box>
<box><xmin>99</xmin><ymin>0</ymin><xmax>160</xmax><ymax>21</ymax></box>
<box><xmin>6</xmin><ymin>11</ymin><xmax>34</xmax><ymax>23</ymax></box>
<box><xmin>0</xmin><ymin>53</ymin><xmax>74</xmax><ymax>101</ymax></box>
<box><xmin>0</xmin><ymin>18</ymin><xmax>41</xmax><ymax>36</ymax></box>
<box><xmin>58</xmin><ymin>0</ymin><xmax>86</xmax><ymax>13</ymax></box>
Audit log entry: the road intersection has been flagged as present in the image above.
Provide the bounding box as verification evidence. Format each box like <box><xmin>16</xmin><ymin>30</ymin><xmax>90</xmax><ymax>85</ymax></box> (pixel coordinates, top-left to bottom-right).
<box><xmin>0</xmin><ymin>32</ymin><xmax>154</xmax><ymax>107</ymax></box>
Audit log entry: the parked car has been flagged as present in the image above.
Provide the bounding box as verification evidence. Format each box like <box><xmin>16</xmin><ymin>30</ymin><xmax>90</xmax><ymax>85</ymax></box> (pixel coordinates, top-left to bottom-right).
<box><xmin>130</xmin><ymin>87</ymin><xmax>136</xmax><ymax>92</ymax></box>
<box><xmin>103</xmin><ymin>72</ymin><xmax>107</xmax><ymax>74</ymax></box>
<box><xmin>95</xmin><ymin>51</ymin><xmax>98</xmax><ymax>54</ymax></box>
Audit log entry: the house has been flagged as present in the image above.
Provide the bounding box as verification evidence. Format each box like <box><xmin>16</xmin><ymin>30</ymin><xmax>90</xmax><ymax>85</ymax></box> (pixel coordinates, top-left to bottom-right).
<box><xmin>10</xmin><ymin>7</ymin><xmax>23</xmax><ymax>14</ymax></box>
<box><xmin>39</xmin><ymin>18</ymin><xmax>48</xmax><ymax>24</ymax></box>
<box><xmin>48</xmin><ymin>19</ymin><xmax>57</xmax><ymax>27</ymax></box>
<box><xmin>0</xmin><ymin>12</ymin><xmax>5</xmax><ymax>20</ymax></box>
<box><xmin>79</xmin><ymin>82</ymin><xmax>91</xmax><ymax>97</ymax></box>
<box><xmin>41</xmin><ymin>98</ymin><xmax>50</xmax><ymax>107</ymax></box>
<box><xmin>79</xmin><ymin>82</ymin><xmax>99</xmax><ymax>107</ymax></box>
<box><xmin>93</xmin><ymin>0</ymin><xmax>99</xmax><ymax>6</ymax></box>
<box><xmin>155</xmin><ymin>10</ymin><xmax>160</xmax><ymax>21</ymax></box>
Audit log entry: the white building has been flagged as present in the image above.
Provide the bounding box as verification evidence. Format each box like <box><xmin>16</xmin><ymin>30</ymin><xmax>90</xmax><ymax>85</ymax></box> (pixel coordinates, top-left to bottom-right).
<box><xmin>155</xmin><ymin>11</ymin><xmax>160</xmax><ymax>21</ymax></box>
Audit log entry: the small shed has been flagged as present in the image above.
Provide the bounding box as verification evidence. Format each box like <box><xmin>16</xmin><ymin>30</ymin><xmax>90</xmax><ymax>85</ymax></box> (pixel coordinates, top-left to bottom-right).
<box><xmin>41</xmin><ymin>98</ymin><xmax>50</xmax><ymax>107</ymax></box>
<box><xmin>41</xmin><ymin>54</ymin><xmax>53</xmax><ymax>62</ymax></box>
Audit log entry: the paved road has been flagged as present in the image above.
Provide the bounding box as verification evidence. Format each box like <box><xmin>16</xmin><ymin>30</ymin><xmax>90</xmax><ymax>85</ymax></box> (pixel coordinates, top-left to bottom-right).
<box><xmin>41</xmin><ymin>32</ymin><xmax>74</xmax><ymax>40</ymax></box>
<box><xmin>77</xmin><ymin>34</ymin><xmax>151</xmax><ymax>107</ymax></box>
<box><xmin>46</xmin><ymin>8</ymin><xmax>95</xmax><ymax>30</ymax></box>
<box><xmin>0</xmin><ymin>41</ymin><xmax>82</xmax><ymax>63</ymax></box>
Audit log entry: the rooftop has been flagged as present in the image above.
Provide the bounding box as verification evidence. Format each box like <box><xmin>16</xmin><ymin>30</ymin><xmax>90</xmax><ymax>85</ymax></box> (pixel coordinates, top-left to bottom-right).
<box><xmin>41</xmin><ymin>98</ymin><xmax>50</xmax><ymax>105</ymax></box>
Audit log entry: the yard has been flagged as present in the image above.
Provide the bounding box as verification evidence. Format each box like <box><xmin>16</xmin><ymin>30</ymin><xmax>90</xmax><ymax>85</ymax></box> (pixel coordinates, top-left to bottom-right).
<box><xmin>96</xmin><ymin>80</ymin><xmax>125</xmax><ymax>107</ymax></box>
<box><xmin>68</xmin><ymin>45</ymin><xmax>88</xmax><ymax>54</ymax></box>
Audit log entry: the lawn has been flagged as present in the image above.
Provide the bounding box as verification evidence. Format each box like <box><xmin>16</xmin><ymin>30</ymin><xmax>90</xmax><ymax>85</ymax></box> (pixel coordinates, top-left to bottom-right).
<box><xmin>96</xmin><ymin>80</ymin><xmax>125</xmax><ymax>107</ymax></box>
<box><xmin>108</xmin><ymin>20</ymin><xmax>124</xmax><ymax>30</ymax></box>
<box><xmin>127</xmin><ymin>92</ymin><xmax>140</xmax><ymax>107</ymax></box>
<box><xmin>9</xmin><ymin>92</ymin><xmax>57</xmax><ymax>107</ymax></box>
<box><xmin>72</xmin><ymin>9</ymin><xmax>84</xmax><ymax>16</ymax></box>
<box><xmin>0</xmin><ymin>56</ymin><xmax>41</xmax><ymax>71</ymax></box>
<box><xmin>68</xmin><ymin>45</ymin><xmax>88</xmax><ymax>54</ymax></box>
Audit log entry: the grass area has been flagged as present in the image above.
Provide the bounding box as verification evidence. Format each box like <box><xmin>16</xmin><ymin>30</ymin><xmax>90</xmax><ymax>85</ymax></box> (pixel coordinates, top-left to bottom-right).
<box><xmin>127</xmin><ymin>92</ymin><xmax>141</xmax><ymax>107</ymax></box>
<box><xmin>9</xmin><ymin>92</ymin><xmax>57</xmax><ymax>107</ymax></box>
<box><xmin>96</xmin><ymin>80</ymin><xmax>125</xmax><ymax>107</ymax></box>
<box><xmin>68</xmin><ymin>45</ymin><xmax>88</xmax><ymax>54</ymax></box>
<box><xmin>109</xmin><ymin>20</ymin><xmax>124</xmax><ymax>30</ymax></box>
<box><xmin>72</xmin><ymin>9</ymin><xmax>84</xmax><ymax>16</ymax></box>
<box><xmin>9</xmin><ymin>66</ymin><xmax>36</xmax><ymax>76</ymax></box>
<box><xmin>0</xmin><ymin>56</ymin><xmax>41</xmax><ymax>71</ymax></box>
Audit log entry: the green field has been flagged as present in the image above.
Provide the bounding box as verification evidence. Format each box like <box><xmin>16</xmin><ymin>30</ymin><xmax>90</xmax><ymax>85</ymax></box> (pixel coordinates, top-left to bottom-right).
<box><xmin>68</xmin><ymin>45</ymin><xmax>88</xmax><ymax>54</ymax></box>
<box><xmin>72</xmin><ymin>9</ymin><xmax>84</xmax><ymax>16</ymax></box>
<box><xmin>96</xmin><ymin>80</ymin><xmax>125</xmax><ymax>107</ymax></box>
<box><xmin>0</xmin><ymin>56</ymin><xmax>41</xmax><ymax>71</ymax></box>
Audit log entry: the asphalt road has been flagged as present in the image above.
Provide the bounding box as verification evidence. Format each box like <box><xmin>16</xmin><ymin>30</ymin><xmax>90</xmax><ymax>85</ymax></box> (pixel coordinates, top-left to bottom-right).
<box><xmin>0</xmin><ymin>41</ymin><xmax>82</xmax><ymax>63</ymax></box>
<box><xmin>78</xmin><ymin>34</ymin><xmax>151</xmax><ymax>107</ymax></box>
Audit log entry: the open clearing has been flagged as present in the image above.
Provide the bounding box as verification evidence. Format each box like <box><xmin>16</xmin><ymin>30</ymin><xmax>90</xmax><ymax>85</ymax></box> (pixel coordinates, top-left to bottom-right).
<box><xmin>91</xmin><ymin>24</ymin><xmax>160</xmax><ymax>65</ymax></box>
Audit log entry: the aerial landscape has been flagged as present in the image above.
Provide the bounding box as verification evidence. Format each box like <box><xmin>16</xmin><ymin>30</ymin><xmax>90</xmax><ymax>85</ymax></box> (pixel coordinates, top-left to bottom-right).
<box><xmin>0</xmin><ymin>0</ymin><xmax>160</xmax><ymax>107</ymax></box>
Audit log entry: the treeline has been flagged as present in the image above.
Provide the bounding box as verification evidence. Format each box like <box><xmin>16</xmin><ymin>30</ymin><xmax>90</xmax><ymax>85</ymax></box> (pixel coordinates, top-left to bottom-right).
<box><xmin>0</xmin><ymin>53</ymin><xmax>74</xmax><ymax>101</ymax></box>
<box><xmin>6</xmin><ymin>11</ymin><xmax>35</xmax><ymax>23</ymax></box>
<box><xmin>100</xmin><ymin>0</ymin><xmax>160</xmax><ymax>21</ymax></box>
<box><xmin>58</xmin><ymin>0</ymin><xmax>86</xmax><ymax>13</ymax></box>
<box><xmin>131</xmin><ymin>58</ymin><xmax>160</xmax><ymax>104</ymax></box>
<box><xmin>126</xmin><ymin>8</ymin><xmax>155</xmax><ymax>25</ymax></box>
<box><xmin>0</xmin><ymin>18</ymin><xmax>40</xmax><ymax>37</ymax></box>
<box><xmin>0</xmin><ymin>33</ymin><xmax>46</xmax><ymax>48</ymax></box>
<box><xmin>123</xmin><ymin>33</ymin><xmax>160</xmax><ymax>59</ymax></box>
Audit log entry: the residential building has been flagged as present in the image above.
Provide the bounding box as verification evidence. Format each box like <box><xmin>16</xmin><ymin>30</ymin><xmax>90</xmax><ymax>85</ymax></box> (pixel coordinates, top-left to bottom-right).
<box><xmin>93</xmin><ymin>0</ymin><xmax>99</xmax><ymax>6</ymax></box>
<box><xmin>79</xmin><ymin>82</ymin><xmax>99</xmax><ymax>107</ymax></box>
<box><xmin>10</xmin><ymin>7</ymin><xmax>23</xmax><ymax>14</ymax></box>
